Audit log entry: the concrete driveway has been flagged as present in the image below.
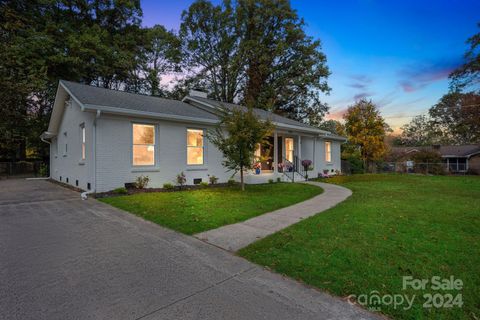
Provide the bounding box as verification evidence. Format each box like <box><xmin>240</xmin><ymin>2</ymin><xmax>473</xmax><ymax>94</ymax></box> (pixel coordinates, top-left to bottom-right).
<box><xmin>0</xmin><ymin>179</ymin><xmax>380</xmax><ymax>320</ymax></box>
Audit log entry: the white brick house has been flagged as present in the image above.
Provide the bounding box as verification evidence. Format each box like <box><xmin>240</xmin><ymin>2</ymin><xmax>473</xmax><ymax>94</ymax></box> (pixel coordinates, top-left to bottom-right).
<box><xmin>41</xmin><ymin>80</ymin><xmax>346</xmax><ymax>192</ymax></box>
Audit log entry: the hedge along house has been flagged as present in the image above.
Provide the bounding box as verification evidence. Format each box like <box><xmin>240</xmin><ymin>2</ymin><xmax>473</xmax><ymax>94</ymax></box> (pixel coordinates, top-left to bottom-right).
<box><xmin>41</xmin><ymin>81</ymin><xmax>346</xmax><ymax>193</ymax></box>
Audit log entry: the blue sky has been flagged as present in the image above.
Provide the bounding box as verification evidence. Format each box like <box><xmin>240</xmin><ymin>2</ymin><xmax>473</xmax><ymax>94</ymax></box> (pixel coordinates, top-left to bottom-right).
<box><xmin>141</xmin><ymin>0</ymin><xmax>480</xmax><ymax>131</ymax></box>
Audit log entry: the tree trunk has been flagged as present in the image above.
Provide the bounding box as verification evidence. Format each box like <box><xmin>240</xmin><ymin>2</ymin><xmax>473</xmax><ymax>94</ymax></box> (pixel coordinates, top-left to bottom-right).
<box><xmin>240</xmin><ymin>166</ymin><xmax>245</xmax><ymax>191</ymax></box>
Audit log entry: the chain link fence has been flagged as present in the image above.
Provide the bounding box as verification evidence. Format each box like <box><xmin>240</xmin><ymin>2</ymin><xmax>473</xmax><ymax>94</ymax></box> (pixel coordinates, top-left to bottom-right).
<box><xmin>341</xmin><ymin>160</ymin><xmax>472</xmax><ymax>175</ymax></box>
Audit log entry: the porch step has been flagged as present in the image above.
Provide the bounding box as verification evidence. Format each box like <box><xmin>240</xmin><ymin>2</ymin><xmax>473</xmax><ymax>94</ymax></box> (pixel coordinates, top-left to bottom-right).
<box><xmin>283</xmin><ymin>172</ymin><xmax>306</xmax><ymax>182</ymax></box>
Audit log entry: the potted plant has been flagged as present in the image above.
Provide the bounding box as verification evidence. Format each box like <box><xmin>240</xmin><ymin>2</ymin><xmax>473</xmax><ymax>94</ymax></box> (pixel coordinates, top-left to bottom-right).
<box><xmin>253</xmin><ymin>162</ymin><xmax>261</xmax><ymax>174</ymax></box>
<box><xmin>301</xmin><ymin>159</ymin><xmax>313</xmax><ymax>179</ymax></box>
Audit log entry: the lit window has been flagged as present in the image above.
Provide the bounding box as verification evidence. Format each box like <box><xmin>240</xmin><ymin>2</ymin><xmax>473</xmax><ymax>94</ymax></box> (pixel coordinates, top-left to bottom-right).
<box><xmin>325</xmin><ymin>141</ymin><xmax>332</xmax><ymax>162</ymax></box>
<box><xmin>132</xmin><ymin>124</ymin><xmax>155</xmax><ymax>166</ymax></box>
<box><xmin>187</xmin><ymin>129</ymin><xmax>204</xmax><ymax>165</ymax></box>
<box><xmin>80</xmin><ymin>124</ymin><xmax>86</xmax><ymax>160</ymax></box>
<box><xmin>285</xmin><ymin>138</ymin><xmax>294</xmax><ymax>162</ymax></box>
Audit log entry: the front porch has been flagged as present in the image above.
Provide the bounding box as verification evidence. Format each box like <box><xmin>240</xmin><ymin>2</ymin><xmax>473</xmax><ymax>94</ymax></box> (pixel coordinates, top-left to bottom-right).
<box><xmin>243</xmin><ymin>130</ymin><xmax>316</xmax><ymax>183</ymax></box>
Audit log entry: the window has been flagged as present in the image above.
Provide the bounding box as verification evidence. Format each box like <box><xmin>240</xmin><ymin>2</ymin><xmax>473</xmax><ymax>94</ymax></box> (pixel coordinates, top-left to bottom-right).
<box><xmin>80</xmin><ymin>124</ymin><xmax>86</xmax><ymax>160</ymax></box>
<box><xmin>187</xmin><ymin>129</ymin><xmax>204</xmax><ymax>165</ymax></box>
<box><xmin>132</xmin><ymin>124</ymin><xmax>155</xmax><ymax>166</ymax></box>
<box><xmin>285</xmin><ymin>138</ymin><xmax>294</xmax><ymax>162</ymax></box>
<box><xmin>325</xmin><ymin>141</ymin><xmax>332</xmax><ymax>162</ymax></box>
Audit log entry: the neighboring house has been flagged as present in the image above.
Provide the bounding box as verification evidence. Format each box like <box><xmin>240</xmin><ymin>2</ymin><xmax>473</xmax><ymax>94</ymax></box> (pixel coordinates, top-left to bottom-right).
<box><xmin>41</xmin><ymin>80</ymin><xmax>345</xmax><ymax>192</ymax></box>
<box><xmin>390</xmin><ymin>145</ymin><xmax>480</xmax><ymax>174</ymax></box>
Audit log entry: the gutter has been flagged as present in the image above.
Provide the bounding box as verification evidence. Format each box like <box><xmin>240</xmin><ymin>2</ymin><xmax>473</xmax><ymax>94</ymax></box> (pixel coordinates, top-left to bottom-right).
<box><xmin>39</xmin><ymin>133</ymin><xmax>53</xmax><ymax>179</ymax></box>
<box><xmin>82</xmin><ymin>103</ymin><xmax>218</xmax><ymax>125</ymax></box>
<box><xmin>81</xmin><ymin>109</ymin><xmax>101</xmax><ymax>200</ymax></box>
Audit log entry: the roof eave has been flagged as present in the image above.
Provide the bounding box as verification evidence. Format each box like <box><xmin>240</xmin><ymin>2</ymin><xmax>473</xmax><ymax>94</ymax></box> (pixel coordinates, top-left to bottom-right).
<box><xmin>82</xmin><ymin>104</ymin><xmax>219</xmax><ymax>125</ymax></box>
<box><xmin>184</xmin><ymin>96</ymin><xmax>342</xmax><ymax>137</ymax></box>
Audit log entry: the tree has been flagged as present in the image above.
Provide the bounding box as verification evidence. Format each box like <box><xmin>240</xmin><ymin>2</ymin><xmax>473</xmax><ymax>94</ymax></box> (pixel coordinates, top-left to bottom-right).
<box><xmin>318</xmin><ymin>120</ymin><xmax>346</xmax><ymax>136</ymax></box>
<box><xmin>450</xmin><ymin>23</ymin><xmax>480</xmax><ymax>93</ymax></box>
<box><xmin>132</xmin><ymin>25</ymin><xmax>182</xmax><ymax>96</ymax></box>
<box><xmin>399</xmin><ymin>115</ymin><xmax>440</xmax><ymax>146</ymax></box>
<box><xmin>180</xmin><ymin>0</ymin><xmax>330</xmax><ymax>121</ymax></box>
<box><xmin>180</xmin><ymin>0</ymin><xmax>243</xmax><ymax>102</ymax></box>
<box><xmin>343</xmin><ymin>99</ymin><xmax>390</xmax><ymax>172</ymax></box>
<box><xmin>429</xmin><ymin>92</ymin><xmax>480</xmax><ymax>144</ymax></box>
<box><xmin>206</xmin><ymin>106</ymin><xmax>273</xmax><ymax>190</ymax></box>
<box><xmin>0</xmin><ymin>0</ymin><xmax>144</xmax><ymax>160</ymax></box>
<box><xmin>238</xmin><ymin>0</ymin><xmax>330</xmax><ymax>118</ymax></box>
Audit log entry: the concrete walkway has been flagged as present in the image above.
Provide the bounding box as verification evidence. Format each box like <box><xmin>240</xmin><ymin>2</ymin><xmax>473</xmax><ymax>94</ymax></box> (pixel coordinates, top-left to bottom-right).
<box><xmin>195</xmin><ymin>181</ymin><xmax>352</xmax><ymax>251</ymax></box>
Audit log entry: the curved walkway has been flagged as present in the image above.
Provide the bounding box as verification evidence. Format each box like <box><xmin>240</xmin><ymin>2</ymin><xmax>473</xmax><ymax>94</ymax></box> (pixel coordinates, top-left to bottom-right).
<box><xmin>194</xmin><ymin>181</ymin><xmax>352</xmax><ymax>252</ymax></box>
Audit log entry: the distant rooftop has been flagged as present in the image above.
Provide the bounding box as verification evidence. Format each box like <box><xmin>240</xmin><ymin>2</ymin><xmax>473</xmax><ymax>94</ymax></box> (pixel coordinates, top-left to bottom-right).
<box><xmin>391</xmin><ymin>145</ymin><xmax>480</xmax><ymax>157</ymax></box>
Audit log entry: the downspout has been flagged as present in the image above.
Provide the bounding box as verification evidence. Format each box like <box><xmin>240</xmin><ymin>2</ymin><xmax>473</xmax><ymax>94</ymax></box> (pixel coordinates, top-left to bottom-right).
<box><xmin>81</xmin><ymin>109</ymin><xmax>101</xmax><ymax>200</ymax></box>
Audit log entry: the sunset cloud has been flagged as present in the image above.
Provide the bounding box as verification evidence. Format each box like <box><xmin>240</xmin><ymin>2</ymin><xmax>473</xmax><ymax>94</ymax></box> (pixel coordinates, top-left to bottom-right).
<box><xmin>398</xmin><ymin>59</ymin><xmax>461</xmax><ymax>93</ymax></box>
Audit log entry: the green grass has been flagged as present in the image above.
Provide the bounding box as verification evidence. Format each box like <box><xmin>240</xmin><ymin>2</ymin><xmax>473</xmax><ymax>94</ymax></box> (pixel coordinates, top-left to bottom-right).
<box><xmin>239</xmin><ymin>174</ymin><xmax>480</xmax><ymax>320</ymax></box>
<box><xmin>99</xmin><ymin>183</ymin><xmax>322</xmax><ymax>235</ymax></box>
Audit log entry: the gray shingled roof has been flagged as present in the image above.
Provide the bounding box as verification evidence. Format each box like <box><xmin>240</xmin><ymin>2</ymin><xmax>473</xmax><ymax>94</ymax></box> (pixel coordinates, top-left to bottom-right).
<box><xmin>60</xmin><ymin>80</ymin><xmax>342</xmax><ymax>136</ymax></box>
<box><xmin>61</xmin><ymin>80</ymin><xmax>218</xmax><ymax>120</ymax></box>
<box><xmin>187</xmin><ymin>96</ymin><xmax>329</xmax><ymax>132</ymax></box>
<box><xmin>391</xmin><ymin>145</ymin><xmax>480</xmax><ymax>157</ymax></box>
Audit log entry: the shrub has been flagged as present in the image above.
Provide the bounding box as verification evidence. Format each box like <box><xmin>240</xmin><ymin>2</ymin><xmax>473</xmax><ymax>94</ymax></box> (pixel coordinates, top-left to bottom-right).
<box><xmin>163</xmin><ymin>182</ymin><xmax>174</xmax><ymax>190</ymax></box>
<box><xmin>113</xmin><ymin>187</ymin><xmax>128</xmax><ymax>195</ymax></box>
<box><xmin>199</xmin><ymin>181</ymin><xmax>209</xmax><ymax>188</ymax></box>
<box><xmin>209</xmin><ymin>175</ymin><xmax>219</xmax><ymax>185</ymax></box>
<box><xmin>135</xmin><ymin>175</ymin><xmax>150</xmax><ymax>189</ymax></box>
<box><xmin>268</xmin><ymin>179</ymin><xmax>274</xmax><ymax>184</ymax></box>
<box><xmin>227</xmin><ymin>178</ymin><xmax>237</xmax><ymax>186</ymax></box>
<box><xmin>276</xmin><ymin>177</ymin><xmax>281</xmax><ymax>183</ymax></box>
<box><xmin>39</xmin><ymin>163</ymin><xmax>48</xmax><ymax>177</ymax></box>
<box><xmin>176</xmin><ymin>171</ymin><xmax>186</xmax><ymax>188</ymax></box>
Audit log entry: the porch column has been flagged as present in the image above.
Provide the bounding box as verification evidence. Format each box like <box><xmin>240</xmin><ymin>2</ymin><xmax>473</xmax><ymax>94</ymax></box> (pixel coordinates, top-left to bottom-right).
<box><xmin>298</xmin><ymin>135</ymin><xmax>302</xmax><ymax>159</ymax></box>
<box><xmin>273</xmin><ymin>131</ymin><xmax>278</xmax><ymax>173</ymax></box>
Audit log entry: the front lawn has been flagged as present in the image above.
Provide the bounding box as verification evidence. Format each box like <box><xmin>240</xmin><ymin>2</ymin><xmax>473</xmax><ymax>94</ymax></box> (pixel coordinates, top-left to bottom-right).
<box><xmin>99</xmin><ymin>183</ymin><xmax>322</xmax><ymax>235</ymax></box>
<box><xmin>239</xmin><ymin>174</ymin><xmax>480</xmax><ymax>320</ymax></box>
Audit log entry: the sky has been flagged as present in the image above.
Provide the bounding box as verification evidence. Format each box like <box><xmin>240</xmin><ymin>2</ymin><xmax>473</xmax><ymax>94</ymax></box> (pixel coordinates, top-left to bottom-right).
<box><xmin>141</xmin><ymin>0</ymin><xmax>480</xmax><ymax>132</ymax></box>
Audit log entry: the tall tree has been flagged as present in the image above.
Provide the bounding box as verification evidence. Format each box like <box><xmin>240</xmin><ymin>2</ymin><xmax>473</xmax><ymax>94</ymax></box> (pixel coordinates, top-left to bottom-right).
<box><xmin>238</xmin><ymin>0</ymin><xmax>330</xmax><ymax>118</ymax></box>
<box><xmin>179</xmin><ymin>0</ymin><xmax>330</xmax><ymax>121</ymax></box>
<box><xmin>180</xmin><ymin>0</ymin><xmax>243</xmax><ymax>102</ymax></box>
<box><xmin>206</xmin><ymin>107</ymin><xmax>273</xmax><ymax>191</ymax></box>
<box><xmin>399</xmin><ymin>115</ymin><xmax>441</xmax><ymax>146</ymax></box>
<box><xmin>0</xmin><ymin>0</ymin><xmax>144</xmax><ymax>160</ymax></box>
<box><xmin>344</xmin><ymin>99</ymin><xmax>390</xmax><ymax>171</ymax></box>
<box><xmin>429</xmin><ymin>92</ymin><xmax>480</xmax><ymax>144</ymax></box>
<box><xmin>318</xmin><ymin>120</ymin><xmax>346</xmax><ymax>136</ymax></box>
<box><xmin>450</xmin><ymin>23</ymin><xmax>480</xmax><ymax>93</ymax></box>
<box><xmin>130</xmin><ymin>25</ymin><xmax>182</xmax><ymax>96</ymax></box>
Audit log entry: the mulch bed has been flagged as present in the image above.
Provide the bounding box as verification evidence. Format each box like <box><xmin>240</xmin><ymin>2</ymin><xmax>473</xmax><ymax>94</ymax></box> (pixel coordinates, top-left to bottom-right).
<box><xmin>95</xmin><ymin>183</ymin><xmax>233</xmax><ymax>199</ymax></box>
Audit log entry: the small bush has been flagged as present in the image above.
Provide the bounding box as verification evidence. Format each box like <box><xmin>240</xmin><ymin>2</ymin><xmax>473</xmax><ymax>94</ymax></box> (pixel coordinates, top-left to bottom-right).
<box><xmin>268</xmin><ymin>179</ymin><xmax>274</xmax><ymax>184</ymax></box>
<box><xmin>163</xmin><ymin>182</ymin><xmax>174</xmax><ymax>190</ymax></box>
<box><xmin>176</xmin><ymin>171</ymin><xmax>186</xmax><ymax>188</ymax></box>
<box><xmin>199</xmin><ymin>181</ymin><xmax>209</xmax><ymax>188</ymax></box>
<box><xmin>227</xmin><ymin>179</ymin><xmax>237</xmax><ymax>186</ymax></box>
<box><xmin>113</xmin><ymin>187</ymin><xmax>128</xmax><ymax>195</ymax></box>
<box><xmin>209</xmin><ymin>175</ymin><xmax>219</xmax><ymax>185</ymax></box>
<box><xmin>135</xmin><ymin>175</ymin><xmax>150</xmax><ymax>189</ymax></box>
<box><xmin>276</xmin><ymin>177</ymin><xmax>281</xmax><ymax>183</ymax></box>
<box><xmin>39</xmin><ymin>163</ymin><xmax>48</xmax><ymax>177</ymax></box>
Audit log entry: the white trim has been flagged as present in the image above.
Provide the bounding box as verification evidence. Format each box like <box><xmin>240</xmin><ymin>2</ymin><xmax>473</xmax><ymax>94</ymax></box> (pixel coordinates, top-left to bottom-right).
<box><xmin>83</xmin><ymin>103</ymin><xmax>218</xmax><ymax>125</ymax></box>
<box><xmin>59</xmin><ymin>81</ymin><xmax>87</xmax><ymax>110</ymax></box>
<box><xmin>186</xmin><ymin>128</ymin><xmax>206</xmax><ymax>166</ymax></box>
<box><xmin>325</xmin><ymin>141</ymin><xmax>332</xmax><ymax>163</ymax></box>
<box><xmin>132</xmin><ymin>123</ymin><xmax>156</xmax><ymax>167</ymax></box>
